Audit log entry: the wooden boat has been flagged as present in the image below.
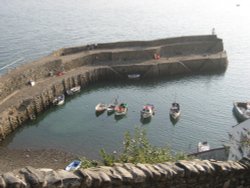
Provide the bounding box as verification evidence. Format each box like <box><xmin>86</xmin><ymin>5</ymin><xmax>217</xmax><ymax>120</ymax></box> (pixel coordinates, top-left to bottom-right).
<box><xmin>197</xmin><ymin>141</ymin><xmax>210</xmax><ymax>152</ymax></box>
<box><xmin>115</xmin><ymin>103</ymin><xmax>128</xmax><ymax>116</ymax></box>
<box><xmin>107</xmin><ymin>97</ymin><xmax>118</xmax><ymax>114</ymax></box>
<box><xmin>141</xmin><ymin>104</ymin><xmax>155</xmax><ymax>119</ymax></box>
<box><xmin>65</xmin><ymin>160</ymin><xmax>81</xmax><ymax>171</ymax></box>
<box><xmin>52</xmin><ymin>94</ymin><xmax>65</xmax><ymax>106</ymax></box>
<box><xmin>95</xmin><ymin>103</ymin><xmax>107</xmax><ymax>112</ymax></box>
<box><xmin>107</xmin><ymin>104</ymin><xmax>116</xmax><ymax>115</ymax></box>
<box><xmin>169</xmin><ymin>102</ymin><xmax>181</xmax><ymax>120</ymax></box>
<box><xmin>66</xmin><ymin>86</ymin><xmax>81</xmax><ymax>95</ymax></box>
<box><xmin>233</xmin><ymin>102</ymin><xmax>250</xmax><ymax>122</ymax></box>
<box><xmin>128</xmin><ymin>74</ymin><xmax>140</xmax><ymax>79</ymax></box>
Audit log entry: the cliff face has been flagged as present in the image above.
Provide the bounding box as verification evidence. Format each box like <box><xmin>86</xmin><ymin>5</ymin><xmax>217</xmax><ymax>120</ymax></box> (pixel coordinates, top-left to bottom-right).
<box><xmin>0</xmin><ymin>34</ymin><xmax>228</xmax><ymax>142</ymax></box>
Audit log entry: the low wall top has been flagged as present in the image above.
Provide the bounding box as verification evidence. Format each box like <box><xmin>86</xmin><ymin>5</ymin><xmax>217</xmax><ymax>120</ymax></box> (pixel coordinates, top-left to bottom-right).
<box><xmin>0</xmin><ymin>158</ymin><xmax>249</xmax><ymax>188</ymax></box>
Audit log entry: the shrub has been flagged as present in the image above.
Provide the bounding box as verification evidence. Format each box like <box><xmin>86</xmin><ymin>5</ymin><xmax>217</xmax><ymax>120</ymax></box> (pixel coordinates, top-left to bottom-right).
<box><xmin>79</xmin><ymin>127</ymin><xmax>189</xmax><ymax>168</ymax></box>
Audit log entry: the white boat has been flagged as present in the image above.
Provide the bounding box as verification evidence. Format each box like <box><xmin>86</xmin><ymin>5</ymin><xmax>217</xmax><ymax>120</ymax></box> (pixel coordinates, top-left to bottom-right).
<box><xmin>107</xmin><ymin>97</ymin><xmax>119</xmax><ymax>114</ymax></box>
<box><xmin>115</xmin><ymin>103</ymin><xmax>128</xmax><ymax>116</ymax></box>
<box><xmin>65</xmin><ymin>160</ymin><xmax>81</xmax><ymax>171</ymax></box>
<box><xmin>107</xmin><ymin>104</ymin><xmax>116</xmax><ymax>114</ymax></box>
<box><xmin>29</xmin><ymin>80</ymin><xmax>36</xmax><ymax>86</ymax></box>
<box><xmin>128</xmin><ymin>74</ymin><xmax>140</xmax><ymax>79</ymax></box>
<box><xmin>141</xmin><ymin>104</ymin><xmax>155</xmax><ymax>119</ymax></box>
<box><xmin>95</xmin><ymin>103</ymin><xmax>107</xmax><ymax>112</ymax></box>
<box><xmin>197</xmin><ymin>141</ymin><xmax>210</xmax><ymax>152</ymax></box>
<box><xmin>52</xmin><ymin>94</ymin><xmax>65</xmax><ymax>106</ymax></box>
<box><xmin>233</xmin><ymin>102</ymin><xmax>250</xmax><ymax>122</ymax></box>
<box><xmin>66</xmin><ymin>86</ymin><xmax>81</xmax><ymax>95</ymax></box>
<box><xmin>169</xmin><ymin>102</ymin><xmax>181</xmax><ymax>120</ymax></box>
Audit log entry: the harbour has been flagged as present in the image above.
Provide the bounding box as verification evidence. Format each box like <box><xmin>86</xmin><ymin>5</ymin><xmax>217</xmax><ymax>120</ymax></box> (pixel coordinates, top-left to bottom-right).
<box><xmin>0</xmin><ymin>0</ymin><xmax>250</xmax><ymax>171</ymax></box>
<box><xmin>0</xmin><ymin>74</ymin><xmax>237</xmax><ymax>159</ymax></box>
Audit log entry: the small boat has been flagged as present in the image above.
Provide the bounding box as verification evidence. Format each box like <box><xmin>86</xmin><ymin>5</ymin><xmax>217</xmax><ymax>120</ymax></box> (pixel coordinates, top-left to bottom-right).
<box><xmin>115</xmin><ymin>103</ymin><xmax>128</xmax><ymax>116</ymax></box>
<box><xmin>65</xmin><ymin>160</ymin><xmax>81</xmax><ymax>171</ymax></box>
<box><xmin>52</xmin><ymin>94</ymin><xmax>65</xmax><ymax>106</ymax></box>
<box><xmin>95</xmin><ymin>103</ymin><xmax>107</xmax><ymax>112</ymax></box>
<box><xmin>107</xmin><ymin>97</ymin><xmax>119</xmax><ymax>114</ymax></box>
<box><xmin>141</xmin><ymin>104</ymin><xmax>155</xmax><ymax>119</ymax></box>
<box><xmin>233</xmin><ymin>102</ymin><xmax>250</xmax><ymax>122</ymax></box>
<box><xmin>29</xmin><ymin>80</ymin><xmax>36</xmax><ymax>86</ymax></box>
<box><xmin>66</xmin><ymin>86</ymin><xmax>81</xmax><ymax>95</ymax></box>
<box><xmin>107</xmin><ymin>104</ymin><xmax>116</xmax><ymax>115</ymax></box>
<box><xmin>128</xmin><ymin>74</ymin><xmax>140</xmax><ymax>79</ymax></box>
<box><xmin>169</xmin><ymin>102</ymin><xmax>181</xmax><ymax>120</ymax></box>
<box><xmin>197</xmin><ymin>141</ymin><xmax>210</xmax><ymax>152</ymax></box>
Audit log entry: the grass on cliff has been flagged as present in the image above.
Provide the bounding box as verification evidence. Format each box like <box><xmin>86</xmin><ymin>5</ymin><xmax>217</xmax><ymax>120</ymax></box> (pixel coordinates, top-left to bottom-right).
<box><xmin>80</xmin><ymin>127</ymin><xmax>189</xmax><ymax>168</ymax></box>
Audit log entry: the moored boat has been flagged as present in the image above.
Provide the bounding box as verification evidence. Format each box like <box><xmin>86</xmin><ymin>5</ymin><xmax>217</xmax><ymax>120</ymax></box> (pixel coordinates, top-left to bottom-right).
<box><xmin>107</xmin><ymin>104</ymin><xmax>116</xmax><ymax>114</ymax></box>
<box><xmin>197</xmin><ymin>141</ymin><xmax>210</xmax><ymax>152</ymax></box>
<box><xmin>115</xmin><ymin>103</ymin><xmax>128</xmax><ymax>116</ymax></box>
<box><xmin>128</xmin><ymin>74</ymin><xmax>140</xmax><ymax>79</ymax></box>
<box><xmin>52</xmin><ymin>94</ymin><xmax>65</xmax><ymax>106</ymax></box>
<box><xmin>66</xmin><ymin>86</ymin><xmax>81</xmax><ymax>95</ymax></box>
<box><xmin>65</xmin><ymin>160</ymin><xmax>81</xmax><ymax>171</ymax></box>
<box><xmin>169</xmin><ymin>102</ymin><xmax>181</xmax><ymax>120</ymax></box>
<box><xmin>141</xmin><ymin>104</ymin><xmax>155</xmax><ymax>119</ymax></box>
<box><xmin>233</xmin><ymin>102</ymin><xmax>250</xmax><ymax>122</ymax></box>
<box><xmin>95</xmin><ymin>103</ymin><xmax>107</xmax><ymax>112</ymax></box>
<box><xmin>107</xmin><ymin>97</ymin><xmax>119</xmax><ymax>114</ymax></box>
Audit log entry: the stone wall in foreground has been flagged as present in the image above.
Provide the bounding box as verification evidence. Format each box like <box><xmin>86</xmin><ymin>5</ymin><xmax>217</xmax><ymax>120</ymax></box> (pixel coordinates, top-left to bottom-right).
<box><xmin>0</xmin><ymin>157</ymin><xmax>250</xmax><ymax>188</ymax></box>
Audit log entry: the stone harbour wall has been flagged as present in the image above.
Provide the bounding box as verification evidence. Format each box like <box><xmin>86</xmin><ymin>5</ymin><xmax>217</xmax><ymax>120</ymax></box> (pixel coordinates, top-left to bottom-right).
<box><xmin>0</xmin><ymin>35</ymin><xmax>227</xmax><ymax>102</ymax></box>
<box><xmin>0</xmin><ymin>157</ymin><xmax>250</xmax><ymax>188</ymax></box>
<box><xmin>0</xmin><ymin>67</ymin><xmax>117</xmax><ymax>141</ymax></box>
<box><xmin>55</xmin><ymin>35</ymin><xmax>220</xmax><ymax>55</ymax></box>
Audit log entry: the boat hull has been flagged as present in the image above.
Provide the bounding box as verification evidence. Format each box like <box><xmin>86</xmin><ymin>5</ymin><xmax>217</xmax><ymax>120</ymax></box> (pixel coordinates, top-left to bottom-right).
<box><xmin>141</xmin><ymin>112</ymin><xmax>152</xmax><ymax>119</ymax></box>
<box><xmin>233</xmin><ymin>102</ymin><xmax>250</xmax><ymax>122</ymax></box>
<box><xmin>95</xmin><ymin>103</ymin><xmax>107</xmax><ymax>112</ymax></box>
<box><xmin>115</xmin><ymin>103</ymin><xmax>128</xmax><ymax>116</ymax></box>
<box><xmin>66</xmin><ymin>86</ymin><xmax>81</xmax><ymax>95</ymax></box>
<box><xmin>169</xmin><ymin>111</ymin><xmax>181</xmax><ymax>120</ymax></box>
<box><xmin>140</xmin><ymin>104</ymin><xmax>155</xmax><ymax>119</ymax></box>
<box><xmin>107</xmin><ymin>104</ymin><xmax>116</xmax><ymax>114</ymax></box>
<box><xmin>52</xmin><ymin>94</ymin><xmax>65</xmax><ymax>106</ymax></box>
<box><xmin>169</xmin><ymin>102</ymin><xmax>181</xmax><ymax>120</ymax></box>
<box><xmin>115</xmin><ymin>108</ymin><xmax>128</xmax><ymax>116</ymax></box>
<box><xmin>128</xmin><ymin>74</ymin><xmax>140</xmax><ymax>79</ymax></box>
<box><xmin>197</xmin><ymin>142</ymin><xmax>210</xmax><ymax>152</ymax></box>
<box><xmin>65</xmin><ymin>160</ymin><xmax>81</xmax><ymax>171</ymax></box>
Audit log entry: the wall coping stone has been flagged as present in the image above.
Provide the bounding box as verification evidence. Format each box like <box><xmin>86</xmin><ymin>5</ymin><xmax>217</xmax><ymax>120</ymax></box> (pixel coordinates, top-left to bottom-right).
<box><xmin>0</xmin><ymin>158</ymin><xmax>249</xmax><ymax>187</ymax></box>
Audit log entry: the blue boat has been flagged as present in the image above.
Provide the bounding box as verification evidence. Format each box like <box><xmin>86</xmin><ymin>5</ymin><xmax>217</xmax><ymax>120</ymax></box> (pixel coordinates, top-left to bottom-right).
<box><xmin>65</xmin><ymin>160</ymin><xmax>81</xmax><ymax>171</ymax></box>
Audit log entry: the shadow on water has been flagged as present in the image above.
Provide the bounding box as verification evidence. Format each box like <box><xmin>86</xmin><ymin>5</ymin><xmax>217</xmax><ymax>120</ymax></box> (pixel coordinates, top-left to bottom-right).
<box><xmin>140</xmin><ymin>117</ymin><xmax>152</xmax><ymax>125</ymax></box>
<box><xmin>107</xmin><ymin>111</ymin><xmax>115</xmax><ymax>116</ymax></box>
<box><xmin>170</xmin><ymin>115</ymin><xmax>180</xmax><ymax>126</ymax></box>
<box><xmin>231</xmin><ymin>108</ymin><xmax>243</xmax><ymax>124</ymax></box>
<box><xmin>90</xmin><ymin>72</ymin><xmax>226</xmax><ymax>91</ymax></box>
<box><xmin>95</xmin><ymin>111</ymin><xmax>105</xmax><ymax>117</ymax></box>
<box><xmin>114</xmin><ymin>115</ymin><xmax>127</xmax><ymax>122</ymax></box>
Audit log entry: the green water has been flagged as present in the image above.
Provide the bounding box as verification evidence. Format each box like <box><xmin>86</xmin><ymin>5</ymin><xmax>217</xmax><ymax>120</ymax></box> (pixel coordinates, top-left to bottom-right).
<box><xmin>2</xmin><ymin>74</ymin><xmax>238</xmax><ymax>159</ymax></box>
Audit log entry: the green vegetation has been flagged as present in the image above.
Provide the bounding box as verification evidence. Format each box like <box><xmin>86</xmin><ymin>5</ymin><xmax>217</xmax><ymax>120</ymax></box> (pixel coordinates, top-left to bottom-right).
<box><xmin>80</xmin><ymin>127</ymin><xmax>189</xmax><ymax>168</ymax></box>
